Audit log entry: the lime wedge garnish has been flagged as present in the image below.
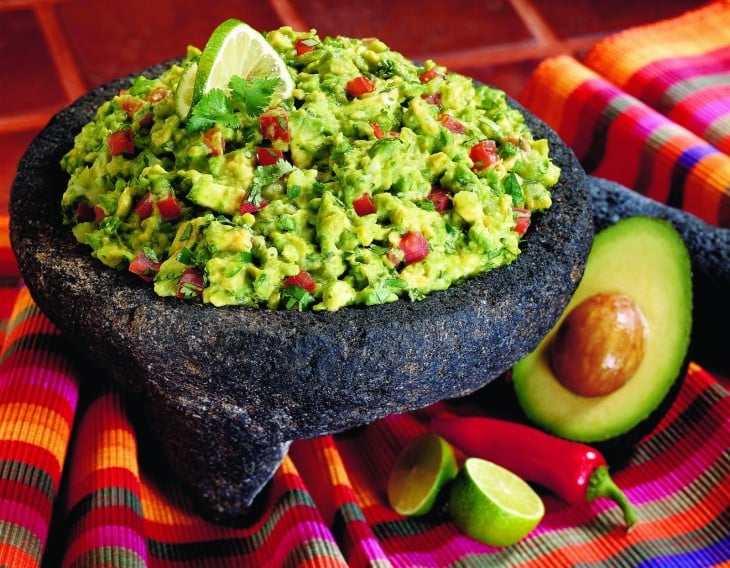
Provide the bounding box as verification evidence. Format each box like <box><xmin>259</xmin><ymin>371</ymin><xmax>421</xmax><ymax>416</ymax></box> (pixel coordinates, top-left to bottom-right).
<box><xmin>449</xmin><ymin>457</ymin><xmax>545</xmax><ymax>547</ymax></box>
<box><xmin>193</xmin><ymin>18</ymin><xmax>294</xmax><ymax>107</ymax></box>
<box><xmin>387</xmin><ymin>432</ymin><xmax>458</xmax><ymax>517</ymax></box>
<box><xmin>174</xmin><ymin>61</ymin><xmax>198</xmax><ymax>119</ymax></box>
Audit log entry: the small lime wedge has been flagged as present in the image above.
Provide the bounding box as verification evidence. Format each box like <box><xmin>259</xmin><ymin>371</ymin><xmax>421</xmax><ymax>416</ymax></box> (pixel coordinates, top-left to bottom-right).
<box><xmin>193</xmin><ymin>18</ymin><xmax>294</xmax><ymax>106</ymax></box>
<box><xmin>387</xmin><ymin>432</ymin><xmax>458</xmax><ymax>517</ymax></box>
<box><xmin>174</xmin><ymin>61</ymin><xmax>198</xmax><ymax>119</ymax></box>
<box><xmin>449</xmin><ymin>457</ymin><xmax>545</xmax><ymax>547</ymax></box>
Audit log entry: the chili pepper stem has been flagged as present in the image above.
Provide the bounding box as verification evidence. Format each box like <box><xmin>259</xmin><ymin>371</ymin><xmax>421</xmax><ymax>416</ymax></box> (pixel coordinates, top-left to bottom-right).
<box><xmin>587</xmin><ymin>465</ymin><xmax>638</xmax><ymax>531</ymax></box>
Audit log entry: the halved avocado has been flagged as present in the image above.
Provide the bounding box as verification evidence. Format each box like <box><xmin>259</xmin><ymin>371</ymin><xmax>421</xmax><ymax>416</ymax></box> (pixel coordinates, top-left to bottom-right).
<box><xmin>512</xmin><ymin>216</ymin><xmax>692</xmax><ymax>446</ymax></box>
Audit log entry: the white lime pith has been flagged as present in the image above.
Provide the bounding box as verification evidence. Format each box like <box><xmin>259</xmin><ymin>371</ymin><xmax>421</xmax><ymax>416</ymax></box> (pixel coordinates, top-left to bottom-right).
<box><xmin>194</xmin><ymin>18</ymin><xmax>294</xmax><ymax>106</ymax></box>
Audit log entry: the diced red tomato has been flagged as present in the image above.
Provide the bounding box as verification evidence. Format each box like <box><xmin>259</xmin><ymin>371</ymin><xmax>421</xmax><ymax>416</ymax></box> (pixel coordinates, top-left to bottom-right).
<box><xmin>346</xmin><ymin>76</ymin><xmax>375</xmax><ymax>98</ymax></box>
<box><xmin>256</xmin><ymin>147</ymin><xmax>285</xmax><ymax>166</ymax></box>
<box><xmin>177</xmin><ymin>268</ymin><xmax>205</xmax><ymax>300</ymax></box>
<box><xmin>470</xmin><ymin>140</ymin><xmax>499</xmax><ymax>171</ymax></box>
<box><xmin>422</xmin><ymin>92</ymin><xmax>442</xmax><ymax>106</ymax></box>
<box><xmin>118</xmin><ymin>95</ymin><xmax>144</xmax><ymax>119</ymax></box>
<box><xmin>94</xmin><ymin>205</ymin><xmax>106</xmax><ymax>223</ymax></box>
<box><xmin>513</xmin><ymin>207</ymin><xmax>531</xmax><ymax>236</ymax></box>
<box><xmin>295</xmin><ymin>38</ymin><xmax>318</xmax><ymax>55</ymax></box>
<box><xmin>157</xmin><ymin>195</ymin><xmax>182</xmax><ymax>221</ymax></box>
<box><xmin>108</xmin><ymin>128</ymin><xmax>135</xmax><ymax>155</ymax></box>
<box><xmin>353</xmin><ymin>194</ymin><xmax>377</xmax><ymax>216</ymax></box>
<box><xmin>135</xmin><ymin>192</ymin><xmax>154</xmax><ymax>219</ymax></box>
<box><xmin>239</xmin><ymin>198</ymin><xmax>268</xmax><ymax>214</ymax></box>
<box><xmin>147</xmin><ymin>86</ymin><xmax>169</xmax><ymax>102</ymax></box>
<box><xmin>75</xmin><ymin>201</ymin><xmax>94</xmax><ymax>222</ymax></box>
<box><xmin>419</xmin><ymin>68</ymin><xmax>444</xmax><ymax>83</ymax></box>
<box><xmin>129</xmin><ymin>250</ymin><xmax>161</xmax><ymax>282</ymax></box>
<box><xmin>260</xmin><ymin>110</ymin><xmax>290</xmax><ymax>143</ymax></box>
<box><xmin>370</xmin><ymin>122</ymin><xmax>384</xmax><ymax>139</ymax></box>
<box><xmin>203</xmin><ymin>127</ymin><xmax>224</xmax><ymax>156</ymax></box>
<box><xmin>437</xmin><ymin>114</ymin><xmax>466</xmax><ymax>134</ymax></box>
<box><xmin>399</xmin><ymin>231</ymin><xmax>429</xmax><ymax>265</ymax></box>
<box><xmin>427</xmin><ymin>188</ymin><xmax>451</xmax><ymax>213</ymax></box>
<box><xmin>282</xmin><ymin>270</ymin><xmax>316</xmax><ymax>293</ymax></box>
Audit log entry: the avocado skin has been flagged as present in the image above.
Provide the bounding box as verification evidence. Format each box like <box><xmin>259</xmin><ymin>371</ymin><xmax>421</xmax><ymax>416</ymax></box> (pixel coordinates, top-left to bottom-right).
<box><xmin>9</xmin><ymin>60</ymin><xmax>592</xmax><ymax>520</ymax></box>
<box><xmin>589</xmin><ymin>176</ymin><xmax>730</xmax><ymax>378</ymax></box>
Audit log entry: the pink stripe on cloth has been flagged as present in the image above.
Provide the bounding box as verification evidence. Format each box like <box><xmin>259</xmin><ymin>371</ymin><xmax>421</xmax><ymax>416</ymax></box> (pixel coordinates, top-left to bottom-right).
<box><xmin>622</xmin><ymin>43</ymin><xmax>730</xmax><ymax>111</ymax></box>
<box><xmin>62</xmin><ymin>525</ymin><xmax>147</xmax><ymax>566</ymax></box>
<box><xmin>0</xmin><ymin>290</ymin><xmax>81</xmax><ymax>567</ymax></box>
<box><xmin>0</xmin><ymin>498</ymin><xmax>48</xmax><ymax>548</ymax></box>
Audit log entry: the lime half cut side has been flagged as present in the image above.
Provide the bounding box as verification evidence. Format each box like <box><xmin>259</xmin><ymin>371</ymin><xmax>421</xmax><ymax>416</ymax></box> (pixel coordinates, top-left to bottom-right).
<box><xmin>387</xmin><ymin>432</ymin><xmax>458</xmax><ymax>517</ymax></box>
<box><xmin>193</xmin><ymin>18</ymin><xmax>294</xmax><ymax>106</ymax></box>
<box><xmin>449</xmin><ymin>457</ymin><xmax>545</xmax><ymax>547</ymax></box>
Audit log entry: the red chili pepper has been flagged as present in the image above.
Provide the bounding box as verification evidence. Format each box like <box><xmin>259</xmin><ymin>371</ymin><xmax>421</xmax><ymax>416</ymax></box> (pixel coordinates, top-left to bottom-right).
<box><xmin>430</xmin><ymin>414</ymin><xmax>638</xmax><ymax>530</ymax></box>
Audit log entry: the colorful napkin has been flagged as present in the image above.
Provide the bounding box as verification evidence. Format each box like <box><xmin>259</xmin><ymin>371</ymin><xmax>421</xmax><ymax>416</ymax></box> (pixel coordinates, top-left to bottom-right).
<box><xmin>2</xmin><ymin>2</ymin><xmax>730</xmax><ymax>566</ymax></box>
<box><xmin>520</xmin><ymin>0</ymin><xmax>730</xmax><ymax>228</ymax></box>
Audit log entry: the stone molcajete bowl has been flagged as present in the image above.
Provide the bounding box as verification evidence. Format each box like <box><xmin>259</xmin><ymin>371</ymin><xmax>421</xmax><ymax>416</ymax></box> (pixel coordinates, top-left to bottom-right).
<box><xmin>10</xmin><ymin>60</ymin><xmax>592</xmax><ymax>521</ymax></box>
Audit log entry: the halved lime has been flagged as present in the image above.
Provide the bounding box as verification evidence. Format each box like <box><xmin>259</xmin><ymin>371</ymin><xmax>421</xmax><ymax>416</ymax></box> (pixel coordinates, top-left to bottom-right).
<box><xmin>449</xmin><ymin>457</ymin><xmax>544</xmax><ymax>547</ymax></box>
<box><xmin>174</xmin><ymin>61</ymin><xmax>198</xmax><ymax>119</ymax></box>
<box><xmin>387</xmin><ymin>432</ymin><xmax>458</xmax><ymax>517</ymax></box>
<box><xmin>193</xmin><ymin>18</ymin><xmax>294</xmax><ymax>106</ymax></box>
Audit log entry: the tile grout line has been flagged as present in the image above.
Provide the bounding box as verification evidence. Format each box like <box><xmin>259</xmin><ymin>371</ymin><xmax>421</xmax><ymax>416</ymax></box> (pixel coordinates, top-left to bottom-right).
<box><xmin>33</xmin><ymin>2</ymin><xmax>87</xmax><ymax>103</ymax></box>
<box><xmin>508</xmin><ymin>0</ymin><xmax>560</xmax><ymax>45</ymax></box>
<box><xmin>424</xmin><ymin>35</ymin><xmax>602</xmax><ymax>70</ymax></box>
<box><xmin>267</xmin><ymin>0</ymin><xmax>308</xmax><ymax>30</ymax></box>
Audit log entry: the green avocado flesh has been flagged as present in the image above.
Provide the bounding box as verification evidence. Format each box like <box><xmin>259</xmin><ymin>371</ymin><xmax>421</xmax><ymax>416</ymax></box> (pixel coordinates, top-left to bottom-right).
<box><xmin>58</xmin><ymin>26</ymin><xmax>559</xmax><ymax>312</ymax></box>
<box><xmin>512</xmin><ymin>216</ymin><xmax>692</xmax><ymax>443</ymax></box>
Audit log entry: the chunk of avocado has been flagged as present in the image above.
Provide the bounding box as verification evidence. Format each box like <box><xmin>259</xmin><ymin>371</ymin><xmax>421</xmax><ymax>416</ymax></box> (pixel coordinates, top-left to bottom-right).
<box><xmin>512</xmin><ymin>216</ymin><xmax>692</xmax><ymax>447</ymax></box>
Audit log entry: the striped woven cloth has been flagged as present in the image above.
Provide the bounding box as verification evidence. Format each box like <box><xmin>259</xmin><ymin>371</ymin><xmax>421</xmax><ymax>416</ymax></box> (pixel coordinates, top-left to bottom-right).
<box><xmin>520</xmin><ymin>0</ymin><xmax>730</xmax><ymax>228</ymax></box>
<box><xmin>2</xmin><ymin>2</ymin><xmax>730</xmax><ymax>566</ymax></box>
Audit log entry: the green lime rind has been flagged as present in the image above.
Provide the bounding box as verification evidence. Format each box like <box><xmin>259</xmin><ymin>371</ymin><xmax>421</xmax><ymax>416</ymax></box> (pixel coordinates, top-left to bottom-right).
<box><xmin>449</xmin><ymin>458</ymin><xmax>544</xmax><ymax>547</ymax></box>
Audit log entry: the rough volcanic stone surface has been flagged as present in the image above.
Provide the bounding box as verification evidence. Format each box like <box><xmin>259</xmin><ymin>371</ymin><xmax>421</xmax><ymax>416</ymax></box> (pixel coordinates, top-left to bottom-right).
<box><xmin>9</xmin><ymin>61</ymin><xmax>592</xmax><ymax>521</ymax></box>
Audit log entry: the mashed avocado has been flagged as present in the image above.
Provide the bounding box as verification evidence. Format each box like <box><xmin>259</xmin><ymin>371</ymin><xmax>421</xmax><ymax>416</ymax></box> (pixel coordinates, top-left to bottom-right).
<box><xmin>60</xmin><ymin>26</ymin><xmax>559</xmax><ymax>311</ymax></box>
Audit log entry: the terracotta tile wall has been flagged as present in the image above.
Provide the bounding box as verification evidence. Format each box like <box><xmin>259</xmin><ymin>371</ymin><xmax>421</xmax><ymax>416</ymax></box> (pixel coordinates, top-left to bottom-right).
<box><xmin>1</xmin><ymin>0</ymin><xmax>705</xmax><ymax>216</ymax></box>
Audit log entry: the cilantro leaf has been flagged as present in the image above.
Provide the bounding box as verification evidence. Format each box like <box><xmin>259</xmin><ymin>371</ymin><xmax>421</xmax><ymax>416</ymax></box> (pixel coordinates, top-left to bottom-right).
<box><xmin>503</xmin><ymin>172</ymin><xmax>524</xmax><ymax>207</ymax></box>
<box><xmin>230</xmin><ymin>75</ymin><xmax>279</xmax><ymax>118</ymax></box>
<box><xmin>187</xmin><ymin>88</ymin><xmax>241</xmax><ymax>132</ymax></box>
<box><xmin>247</xmin><ymin>160</ymin><xmax>295</xmax><ymax>207</ymax></box>
<box><xmin>281</xmin><ymin>285</ymin><xmax>315</xmax><ymax>311</ymax></box>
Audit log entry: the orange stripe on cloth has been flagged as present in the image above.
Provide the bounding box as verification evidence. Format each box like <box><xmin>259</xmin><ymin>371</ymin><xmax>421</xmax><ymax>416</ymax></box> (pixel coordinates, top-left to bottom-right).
<box><xmin>61</xmin><ymin>388</ymin><xmax>147</xmax><ymax>567</ymax></box>
<box><xmin>583</xmin><ymin>1</ymin><xmax>730</xmax><ymax>87</ymax></box>
<box><xmin>0</xmin><ymin>287</ymin><xmax>80</xmax><ymax>567</ymax></box>
<box><xmin>519</xmin><ymin>55</ymin><xmax>730</xmax><ymax>228</ymax></box>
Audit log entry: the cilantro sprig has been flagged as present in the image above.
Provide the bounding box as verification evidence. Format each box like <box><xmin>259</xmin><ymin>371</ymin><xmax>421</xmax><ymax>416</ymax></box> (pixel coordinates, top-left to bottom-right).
<box><xmin>186</xmin><ymin>75</ymin><xmax>280</xmax><ymax>132</ymax></box>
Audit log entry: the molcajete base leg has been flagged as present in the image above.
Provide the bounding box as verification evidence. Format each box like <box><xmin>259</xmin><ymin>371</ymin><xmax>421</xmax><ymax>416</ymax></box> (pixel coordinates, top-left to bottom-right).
<box><xmin>142</xmin><ymin>393</ymin><xmax>291</xmax><ymax>522</ymax></box>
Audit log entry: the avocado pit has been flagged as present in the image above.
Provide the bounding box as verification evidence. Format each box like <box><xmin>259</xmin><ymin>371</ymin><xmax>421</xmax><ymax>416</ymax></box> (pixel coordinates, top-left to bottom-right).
<box><xmin>550</xmin><ymin>292</ymin><xmax>648</xmax><ymax>397</ymax></box>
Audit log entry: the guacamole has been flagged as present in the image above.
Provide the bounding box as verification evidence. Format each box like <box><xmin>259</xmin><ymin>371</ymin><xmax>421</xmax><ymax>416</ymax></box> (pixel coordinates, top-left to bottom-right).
<box><xmin>60</xmin><ymin>26</ymin><xmax>559</xmax><ymax>311</ymax></box>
